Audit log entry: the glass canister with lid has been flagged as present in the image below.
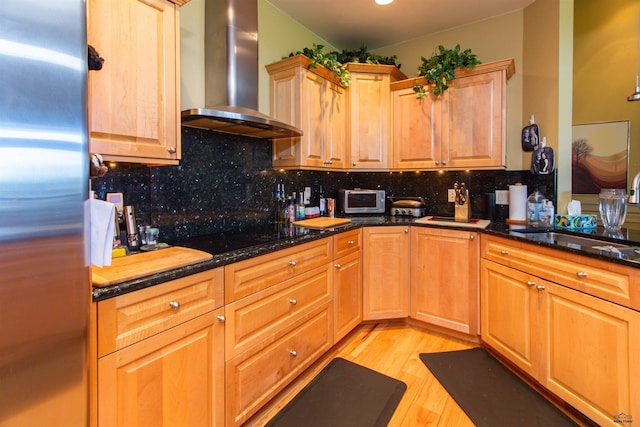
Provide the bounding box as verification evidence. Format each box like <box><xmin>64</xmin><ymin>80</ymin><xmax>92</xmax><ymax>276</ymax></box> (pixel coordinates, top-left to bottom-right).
<box><xmin>599</xmin><ymin>188</ymin><xmax>627</xmax><ymax>230</ymax></box>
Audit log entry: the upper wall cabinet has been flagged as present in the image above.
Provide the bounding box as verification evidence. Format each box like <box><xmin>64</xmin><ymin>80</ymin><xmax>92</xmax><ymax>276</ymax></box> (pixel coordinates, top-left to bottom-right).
<box><xmin>392</xmin><ymin>59</ymin><xmax>515</xmax><ymax>170</ymax></box>
<box><xmin>346</xmin><ymin>63</ymin><xmax>407</xmax><ymax>170</ymax></box>
<box><xmin>267</xmin><ymin>55</ymin><xmax>347</xmax><ymax>170</ymax></box>
<box><xmin>88</xmin><ymin>0</ymin><xmax>188</xmax><ymax>165</ymax></box>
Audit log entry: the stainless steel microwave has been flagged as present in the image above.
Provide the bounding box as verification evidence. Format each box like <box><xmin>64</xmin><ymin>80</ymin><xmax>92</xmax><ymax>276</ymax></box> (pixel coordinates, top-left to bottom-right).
<box><xmin>337</xmin><ymin>189</ymin><xmax>386</xmax><ymax>214</ymax></box>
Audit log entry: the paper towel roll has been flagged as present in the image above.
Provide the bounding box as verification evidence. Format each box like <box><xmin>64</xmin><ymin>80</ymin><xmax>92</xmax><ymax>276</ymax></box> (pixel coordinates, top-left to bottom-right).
<box><xmin>509</xmin><ymin>184</ymin><xmax>528</xmax><ymax>221</ymax></box>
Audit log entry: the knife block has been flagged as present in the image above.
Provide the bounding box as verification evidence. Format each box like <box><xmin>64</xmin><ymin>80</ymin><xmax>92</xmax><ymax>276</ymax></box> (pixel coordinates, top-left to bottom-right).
<box><xmin>455</xmin><ymin>192</ymin><xmax>471</xmax><ymax>221</ymax></box>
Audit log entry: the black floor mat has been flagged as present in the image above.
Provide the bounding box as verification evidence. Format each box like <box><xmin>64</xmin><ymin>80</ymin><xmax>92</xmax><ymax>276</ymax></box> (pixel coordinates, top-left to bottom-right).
<box><xmin>266</xmin><ymin>357</ymin><xmax>407</xmax><ymax>427</ymax></box>
<box><xmin>420</xmin><ymin>347</ymin><xmax>578</xmax><ymax>427</ymax></box>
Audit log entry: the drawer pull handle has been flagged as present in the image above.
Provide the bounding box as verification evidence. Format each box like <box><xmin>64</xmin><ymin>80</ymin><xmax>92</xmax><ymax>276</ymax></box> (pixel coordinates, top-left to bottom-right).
<box><xmin>536</xmin><ymin>284</ymin><xmax>546</xmax><ymax>291</ymax></box>
<box><xmin>289</xmin><ymin>299</ymin><xmax>298</xmax><ymax>305</ymax></box>
<box><xmin>169</xmin><ymin>301</ymin><xmax>180</xmax><ymax>310</ymax></box>
<box><xmin>289</xmin><ymin>260</ymin><xmax>297</xmax><ymax>267</ymax></box>
<box><xmin>347</xmin><ymin>240</ymin><xmax>355</xmax><ymax>245</ymax></box>
<box><xmin>216</xmin><ymin>315</ymin><xmax>226</xmax><ymax>323</ymax></box>
<box><xmin>335</xmin><ymin>263</ymin><xmax>342</xmax><ymax>269</ymax></box>
<box><xmin>500</xmin><ymin>250</ymin><xmax>509</xmax><ymax>255</ymax></box>
<box><xmin>526</xmin><ymin>281</ymin><xmax>536</xmax><ymax>287</ymax></box>
<box><xmin>290</xmin><ymin>350</ymin><xmax>298</xmax><ymax>357</ymax></box>
<box><xmin>576</xmin><ymin>271</ymin><xmax>588</xmax><ymax>279</ymax></box>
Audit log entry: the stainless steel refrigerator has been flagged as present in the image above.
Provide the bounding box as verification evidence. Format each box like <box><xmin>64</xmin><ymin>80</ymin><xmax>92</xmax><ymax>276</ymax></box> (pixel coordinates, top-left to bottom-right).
<box><xmin>0</xmin><ymin>1</ymin><xmax>89</xmax><ymax>425</ymax></box>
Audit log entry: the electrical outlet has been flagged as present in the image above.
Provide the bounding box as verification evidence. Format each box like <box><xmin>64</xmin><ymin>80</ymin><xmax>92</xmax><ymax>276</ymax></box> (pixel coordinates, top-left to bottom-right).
<box><xmin>495</xmin><ymin>190</ymin><xmax>509</xmax><ymax>205</ymax></box>
<box><xmin>447</xmin><ymin>189</ymin><xmax>456</xmax><ymax>202</ymax></box>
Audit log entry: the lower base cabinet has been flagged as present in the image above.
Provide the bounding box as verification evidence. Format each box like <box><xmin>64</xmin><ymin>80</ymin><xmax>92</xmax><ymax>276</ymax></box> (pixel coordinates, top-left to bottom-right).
<box><xmin>333</xmin><ymin>250</ymin><xmax>362</xmax><ymax>342</ymax></box>
<box><xmin>225</xmin><ymin>304</ymin><xmax>332</xmax><ymax>426</ymax></box>
<box><xmin>362</xmin><ymin>226</ymin><xmax>410</xmax><ymax>320</ymax></box>
<box><xmin>482</xmin><ymin>257</ymin><xmax>640</xmax><ymax>427</ymax></box>
<box><xmin>410</xmin><ymin>227</ymin><xmax>479</xmax><ymax>335</ymax></box>
<box><xmin>97</xmin><ymin>308</ymin><xmax>225</xmax><ymax>427</ymax></box>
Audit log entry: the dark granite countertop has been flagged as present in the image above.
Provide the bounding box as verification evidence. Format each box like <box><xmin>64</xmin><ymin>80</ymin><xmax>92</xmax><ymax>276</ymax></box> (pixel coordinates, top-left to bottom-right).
<box><xmin>93</xmin><ymin>216</ymin><xmax>640</xmax><ymax>301</ymax></box>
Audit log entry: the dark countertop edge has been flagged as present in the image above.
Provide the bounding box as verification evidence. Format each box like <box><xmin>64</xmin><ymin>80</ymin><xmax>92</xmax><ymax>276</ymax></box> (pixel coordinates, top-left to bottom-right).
<box><xmin>93</xmin><ymin>218</ymin><xmax>640</xmax><ymax>301</ymax></box>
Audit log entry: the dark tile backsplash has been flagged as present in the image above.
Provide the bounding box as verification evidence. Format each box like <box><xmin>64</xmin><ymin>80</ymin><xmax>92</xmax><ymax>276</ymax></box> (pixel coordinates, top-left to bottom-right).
<box><xmin>91</xmin><ymin>127</ymin><xmax>556</xmax><ymax>242</ymax></box>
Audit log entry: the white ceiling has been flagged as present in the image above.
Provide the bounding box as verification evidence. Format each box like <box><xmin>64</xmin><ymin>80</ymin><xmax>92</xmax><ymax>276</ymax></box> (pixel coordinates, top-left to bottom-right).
<box><xmin>267</xmin><ymin>0</ymin><xmax>536</xmax><ymax>50</ymax></box>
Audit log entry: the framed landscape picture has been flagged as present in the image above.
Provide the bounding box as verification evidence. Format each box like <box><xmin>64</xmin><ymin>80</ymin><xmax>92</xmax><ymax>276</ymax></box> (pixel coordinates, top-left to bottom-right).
<box><xmin>571</xmin><ymin>120</ymin><xmax>629</xmax><ymax>194</ymax></box>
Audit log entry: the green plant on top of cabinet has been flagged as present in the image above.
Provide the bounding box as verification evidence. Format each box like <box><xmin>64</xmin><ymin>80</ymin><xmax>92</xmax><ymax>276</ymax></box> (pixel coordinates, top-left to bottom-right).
<box><xmin>88</xmin><ymin>0</ymin><xmax>187</xmax><ymax>165</ymax></box>
<box><xmin>267</xmin><ymin>55</ymin><xmax>346</xmax><ymax>170</ymax></box>
<box><xmin>392</xmin><ymin>58</ymin><xmax>514</xmax><ymax>170</ymax></box>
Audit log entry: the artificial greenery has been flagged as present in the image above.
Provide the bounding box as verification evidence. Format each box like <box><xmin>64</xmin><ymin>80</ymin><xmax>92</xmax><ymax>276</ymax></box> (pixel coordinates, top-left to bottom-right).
<box><xmin>288</xmin><ymin>44</ymin><xmax>351</xmax><ymax>87</ymax></box>
<box><xmin>413</xmin><ymin>44</ymin><xmax>481</xmax><ymax>98</ymax></box>
<box><xmin>287</xmin><ymin>45</ymin><xmax>401</xmax><ymax>87</ymax></box>
<box><xmin>334</xmin><ymin>46</ymin><xmax>400</xmax><ymax>68</ymax></box>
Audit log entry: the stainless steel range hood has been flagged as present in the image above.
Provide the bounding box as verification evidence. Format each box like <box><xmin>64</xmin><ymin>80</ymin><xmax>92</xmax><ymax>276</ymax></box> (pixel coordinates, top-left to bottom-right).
<box><xmin>181</xmin><ymin>0</ymin><xmax>302</xmax><ymax>139</ymax></box>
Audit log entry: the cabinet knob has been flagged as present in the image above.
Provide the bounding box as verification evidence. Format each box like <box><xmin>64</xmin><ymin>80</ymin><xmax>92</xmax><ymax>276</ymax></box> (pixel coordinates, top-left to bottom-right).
<box><xmin>328</xmin><ymin>160</ymin><xmax>333</xmax><ymax>165</ymax></box>
<box><xmin>288</xmin><ymin>260</ymin><xmax>297</xmax><ymax>267</ymax></box>
<box><xmin>536</xmin><ymin>284</ymin><xmax>546</xmax><ymax>291</ymax></box>
<box><xmin>335</xmin><ymin>263</ymin><xmax>342</xmax><ymax>269</ymax></box>
<box><xmin>435</xmin><ymin>161</ymin><xmax>440</xmax><ymax>166</ymax></box>
<box><xmin>576</xmin><ymin>271</ymin><xmax>588</xmax><ymax>279</ymax></box>
<box><xmin>442</xmin><ymin>160</ymin><xmax>447</xmax><ymax>165</ymax></box>
<box><xmin>347</xmin><ymin>240</ymin><xmax>355</xmax><ymax>245</ymax></box>
<box><xmin>289</xmin><ymin>298</ymin><xmax>298</xmax><ymax>305</ymax></box>
<box><xmin>289</xmin><ymin>350</ymin><xmax>298</xmax><ymax>357</ymax></box>
<box><xmin>167</xmin><ymin>147</ymin><xmax>177</xmax><ymax>154</ymax></box>
<box><xmin>500</xmin><ymin>250</ymin><xmax>509</xmax><ymax>255</ymax></box>
<box><xmin>526</xmin><ymin>281</ymin><xmax>536</xmax><ymax>287</ymax></box>
<box><xmin>469</xmin><ymin>235</ymin><xmax>475</xmax><ymax>240</ymax></box>
<box><xmin>169</xmin><ymin>301</ymin><xmax>180</xmax><ymax>310</ymax></box>
<box><xmin>216</xmin><ymin>315</ymin><xmax>226</xmax><ymax>322</ymax></box>
<box><xmin>352</xmin><ymin>162</ymin><xmax>357</xmax><ymax>167</ymax></box>
<box><xmin>404</xmin><ymin>228</ymin><xmax>409</xmax><ymax>233</ymax></box>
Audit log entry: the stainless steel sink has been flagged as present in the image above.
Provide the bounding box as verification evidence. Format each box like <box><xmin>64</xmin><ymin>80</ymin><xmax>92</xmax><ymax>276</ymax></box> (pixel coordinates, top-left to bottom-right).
<box><xmin>510</xmin><ymin>230</ymin><xmax>640</xmax><ymax>262</ymax></box>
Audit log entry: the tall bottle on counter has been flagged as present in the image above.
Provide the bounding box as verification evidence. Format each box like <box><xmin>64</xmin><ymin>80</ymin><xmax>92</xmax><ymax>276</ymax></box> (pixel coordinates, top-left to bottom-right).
<box><xmin>319</xmin><ymin>185</ymin><xmax>326</xmax><ymax>216</ymax></box>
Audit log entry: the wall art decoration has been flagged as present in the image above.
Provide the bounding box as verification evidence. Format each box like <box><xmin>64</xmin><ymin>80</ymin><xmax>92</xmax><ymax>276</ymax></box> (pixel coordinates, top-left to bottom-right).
<box><xmin>571</xmin><ymin>120</ymin><xmax>629</xmax><ymax>194</ymax></box>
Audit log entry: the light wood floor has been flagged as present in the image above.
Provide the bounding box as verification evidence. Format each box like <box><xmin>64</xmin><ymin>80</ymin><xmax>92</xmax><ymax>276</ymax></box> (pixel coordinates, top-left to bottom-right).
<box><xmin>246</xmin><ymin>321</ymin><xmax>478</xmax><ymax>426</ymax></box>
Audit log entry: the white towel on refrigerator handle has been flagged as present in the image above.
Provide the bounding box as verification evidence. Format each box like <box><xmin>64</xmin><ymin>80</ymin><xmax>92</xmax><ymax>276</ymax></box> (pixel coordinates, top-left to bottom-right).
<box><xmin>90</xmin><ymin>198</ymin><xmax>115</xmax><ymax>267</ymax></box>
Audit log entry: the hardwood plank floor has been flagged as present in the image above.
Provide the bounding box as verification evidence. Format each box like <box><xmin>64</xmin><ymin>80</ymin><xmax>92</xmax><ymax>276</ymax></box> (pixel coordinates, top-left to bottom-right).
<box><xmin>245</xmin><ymin>321</ymin><xmax>477</xmax><ymax>426</ymax></box>
<box><xmin>245</xmin><ymin>321</ymin><xmax>592</xmax><ymax>427</ymax></box>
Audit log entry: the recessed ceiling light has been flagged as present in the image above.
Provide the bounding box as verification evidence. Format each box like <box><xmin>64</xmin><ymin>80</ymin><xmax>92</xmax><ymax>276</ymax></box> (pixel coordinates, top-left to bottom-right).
<box><xmin>375</xmin><ymin>0</ymin><xmax>394</xmax><ymax>5</ymax></box>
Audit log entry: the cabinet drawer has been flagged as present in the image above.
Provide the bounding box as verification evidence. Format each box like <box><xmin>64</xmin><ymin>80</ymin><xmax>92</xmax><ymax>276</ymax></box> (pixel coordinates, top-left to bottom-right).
<box><xmin>226</xmin><ymin>305</ymin><xmax>332</xmax><ymax>427</ymax></box>
<box><xmin>225</xmin><ymin>264</ymin><xmax>332</xmax><ymax>360</ymax></box>
<box><xmin>97</xmin><ymin>268</ymin><xmax>224</xmax><ymax>357</ymax></box>
<box><xmin>225</xmin><ymin>238</ymin><xmax>332</xmax><ymax>302</ymax></box>
<box><xmin>333</xmin><ymin>228</ymin><xmax>362</xmax><ymax>258</ymax></box>
<box><xmin>482</xmin><ymin>235</ymin><xmax>638</xmax><ymax>309</ymax></box>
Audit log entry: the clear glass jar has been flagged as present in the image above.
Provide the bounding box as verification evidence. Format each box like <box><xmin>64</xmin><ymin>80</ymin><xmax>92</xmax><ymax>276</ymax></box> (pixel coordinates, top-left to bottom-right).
<box><xmin>598</xmin><ymin>188</ymin><xmax>627</xmax><ymax>230</ymax></box>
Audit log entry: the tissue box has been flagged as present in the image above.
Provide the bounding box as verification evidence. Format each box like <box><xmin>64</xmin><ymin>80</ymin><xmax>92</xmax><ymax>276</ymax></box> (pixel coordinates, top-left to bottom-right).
<box><xmin>554</xmin><ymin>214</ymin><xmax>597</xmax><ymax>229</ymax></box>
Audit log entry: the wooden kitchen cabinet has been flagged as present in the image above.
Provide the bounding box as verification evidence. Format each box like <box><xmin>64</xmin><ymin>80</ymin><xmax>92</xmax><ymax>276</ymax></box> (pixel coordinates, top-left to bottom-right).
<box><xmin>392</xmin><ymin>59</ymin><xmax>514</xmax><ymax>170</ymax></box>
<box><xmin>96</xmin><ymin>268</ymin><xmax>224</xmax><ymax>427</ymax></box>
<box><xmin>362</xmin><ymin>226</ymin><xmax>410</xmax><ymax>320</ymax></box>
<box><xmin>267</xmin><ymin>55</ymin><xmax>346</xmax><ymax>170</ymax></box>
<box><xmin>333</xmin><ymin>228</ymin><xmax>363</xmax><ymax>342</ymax></box>
<box><xmin>88</xmin><ymin>0</ymin><xmax>186</xmax><ymax>165</ymax></box>
<box><xmin>410</xmin><ymin>227</ymin><xmax>479</xmax><ymax>335</ymax></box>
<box><xmin>481</xmin><ymin>236</ymin><xmax>640</xmax><ymax>427</ymax></box>
<box><xmin>346</xmin><ymin>63</ymin><xmax>406</xmax><ymax>170</ymax></box>
<box><xmin>224</xmin><ymin>237</ymin><xmax>334</xmax><ymax>426</ymax></box>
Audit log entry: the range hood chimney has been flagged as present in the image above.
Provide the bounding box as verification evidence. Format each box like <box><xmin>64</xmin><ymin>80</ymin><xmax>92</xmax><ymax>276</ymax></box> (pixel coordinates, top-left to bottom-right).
<box><xmin>181</xmin><ymin>0</ymin><xmax>302</xmax><ymax>139</ymax></box>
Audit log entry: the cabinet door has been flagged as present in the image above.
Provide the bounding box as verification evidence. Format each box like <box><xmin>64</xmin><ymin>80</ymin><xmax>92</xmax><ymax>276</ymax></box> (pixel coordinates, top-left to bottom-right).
<box><xmin>362</xmin><ymin>226</ymin><xmax>410</xmax><ymax>320</ymax></box>
<box><xmin>411</xmin><ymin>228</ymin><xmax>478</xmax><ymax>335</ymax></box>
<box><xmin>88</xmin><ymin>0</ymin><xmax>180</xmax><ymax>164</ymax></box>
<box><xmin>442</xmin><ymin>70</ymin><xmax>505</xmax><ymax>169</ymax></box>
<box><xmin>300</xmin><ymin>71</ymin><xmax>328</xmax><ymax>168</ymax></box>
<box><xmin>333</xmin><ymin>251</ymin><xmax>362</xmax><ymax>342</ymax></box>
<box><xmin>540</xmin><ymin>282</ymin><xmax>640</xmax><ymax>427</ymax></box>
<box><xmin>325</xmin><ymin>81</ymin><xmax>346</xmax><ymax>168</ymax></box>
<box><xmin>270</xmin><ymin>67</ymin><xmax>301</xmax><ymax>167</ymax></box>
<box><xmin>392</xmin><ymin>87</ymin><xmax>441</xmax><ymax>169</ymax></box>
<box><xmin>97</xmin><ymin>309</ymin><xmax>225</xmax><ymax>427</ymax></box>
<box><xmin>480</xmin><ymin>259</ymin><xmax>539</xmax><ymax>378</ymax></box>
<box><xmin>348</xmin><ymin>72</ymin><xmax>390</xmax><ymax>169</ymax></box>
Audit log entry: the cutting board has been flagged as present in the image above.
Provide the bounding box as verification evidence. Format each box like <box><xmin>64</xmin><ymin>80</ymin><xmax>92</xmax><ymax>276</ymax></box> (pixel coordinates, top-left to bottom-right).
<box><xmin>92</xmin><ymin>246</ymin><xmax>213</xmax><ymax>287</ymax></box>
<box><xmin>292</xmin><ymin>217</ymin><xmax>352</xmax><ymax>230</ymax></box>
